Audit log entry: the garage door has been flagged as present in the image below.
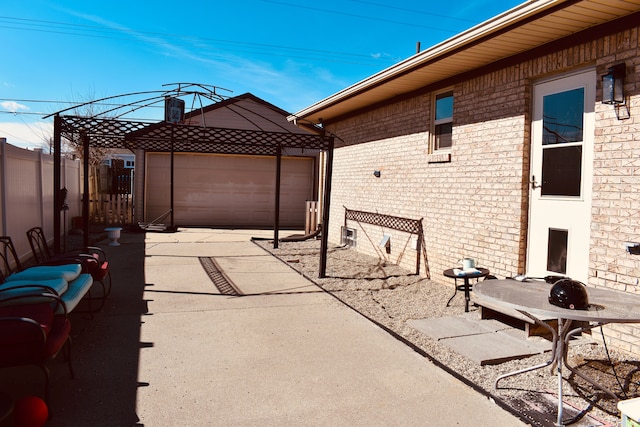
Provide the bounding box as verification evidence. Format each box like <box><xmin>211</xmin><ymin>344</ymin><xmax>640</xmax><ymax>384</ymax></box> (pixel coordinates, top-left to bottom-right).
<box><xmin>144</xmin><ymin>153</ymin><xmax>315</xmax><ymax>228</ymax></box>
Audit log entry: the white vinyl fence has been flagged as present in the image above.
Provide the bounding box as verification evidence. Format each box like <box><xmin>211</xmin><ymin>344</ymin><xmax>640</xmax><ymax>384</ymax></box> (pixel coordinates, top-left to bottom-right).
<box><xmin>0</xmin><ymin>139</ymin><xmax>81</xmax><ymax>262</ymax></box>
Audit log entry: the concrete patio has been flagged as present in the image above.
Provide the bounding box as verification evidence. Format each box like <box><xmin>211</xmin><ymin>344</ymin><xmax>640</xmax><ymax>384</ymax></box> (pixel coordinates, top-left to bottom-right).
<box><xmin>1</xmin><ymin>228</ymin><xmax>526</xmax><ymax>426</ymax></box>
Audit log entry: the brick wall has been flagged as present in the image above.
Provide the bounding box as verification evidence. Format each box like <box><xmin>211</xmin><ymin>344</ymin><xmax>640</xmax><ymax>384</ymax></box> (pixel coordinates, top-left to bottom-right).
<box><xmin>327</xmin><ymin>72</ymin><xmax>530</xmax><ymax>281</ymax></box>
<box><xmin>591</xmin><ymin>27</ymin><xmax>640</xmax><ymax>352</ymax></box>
<box><xmin>330</xmin><ymin>96</ymin><xmax>429</xmax><ymax>147</ymax></box>
<box><xmin>324</xmin><ymin>26</ymin><xmax>640</xmax><ymax>354</ymax></box>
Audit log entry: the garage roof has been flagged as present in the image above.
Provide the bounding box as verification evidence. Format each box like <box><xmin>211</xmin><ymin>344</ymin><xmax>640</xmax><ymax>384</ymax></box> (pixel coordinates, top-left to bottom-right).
<box><xmin>290</xmin><ymin>0</ymin><xmax>640</xmax><ymax>124</ymax></box>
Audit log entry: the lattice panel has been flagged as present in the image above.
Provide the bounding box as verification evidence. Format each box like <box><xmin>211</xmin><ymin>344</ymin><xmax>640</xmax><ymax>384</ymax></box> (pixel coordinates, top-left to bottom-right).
<box><xmin>344</xmin><ymin>208</ymin><xmax>422</xmax><ymax>234</ymax></box>
<box><xmin>60</xmin><ymin>116</ymin><xmax>150</xmax><ymax>149</ymax></box>
<box><xmin>59</xmin><ymin>116</ymin><xmax>332</xmax><ymax>154</ymax></box>
<box><xmin>344</xmin><ymin>207</ymin><xmax>428</xmax><ymax>277</ymax></box>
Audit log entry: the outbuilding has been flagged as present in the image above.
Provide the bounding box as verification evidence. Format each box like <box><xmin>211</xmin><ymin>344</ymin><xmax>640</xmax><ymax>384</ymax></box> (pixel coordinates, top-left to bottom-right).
<box><xmin>137</xmin><ymin>93</ymin><xmax>320</xmax><ymax>229</ymax></box>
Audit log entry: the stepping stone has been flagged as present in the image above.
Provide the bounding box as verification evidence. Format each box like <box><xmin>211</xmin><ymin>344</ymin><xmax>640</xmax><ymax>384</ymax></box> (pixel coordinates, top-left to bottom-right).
<box><xmin>408</xmin><ymin>316</ymin><xmax>512</xmax><ymax>340</ymax></box>
<box><xmin>443</xmin><ymin>330</ymin><xmax>550</xmax><ymax>365</ymax></box>
<box><xmin>408</xmin><ymin>316</ymin><xmax>552</xmax><ymax>365</ymax></box>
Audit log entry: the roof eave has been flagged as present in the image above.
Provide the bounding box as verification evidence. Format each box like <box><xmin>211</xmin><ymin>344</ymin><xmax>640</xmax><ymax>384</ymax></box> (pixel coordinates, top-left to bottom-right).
<box><xmin>289</xmin><ymin>0</ymin><xmax>571</xmax><ymax>123</ymax></box>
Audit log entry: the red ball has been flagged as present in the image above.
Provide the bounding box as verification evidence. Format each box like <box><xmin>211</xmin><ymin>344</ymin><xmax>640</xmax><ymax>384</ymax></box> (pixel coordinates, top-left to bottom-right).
<box><xmin>13</xmin><ymin>396</ymin><xmax>48</xmax><ymax>427</ymax></box>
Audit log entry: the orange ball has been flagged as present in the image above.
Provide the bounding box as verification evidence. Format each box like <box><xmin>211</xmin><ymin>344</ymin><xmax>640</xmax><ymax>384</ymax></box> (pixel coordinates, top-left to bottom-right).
<box><xmin>13</xmin><ymin>396</ymin><xmax>48</xmax><ymax>427</ymax></box>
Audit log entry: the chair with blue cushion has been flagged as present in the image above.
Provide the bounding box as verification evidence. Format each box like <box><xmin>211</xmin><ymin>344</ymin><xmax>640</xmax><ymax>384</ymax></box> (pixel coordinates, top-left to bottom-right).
<box><xmin>26</xmin><ymin>227</ymin><xmax>111</xmax><ymax>298</ymax></box>
<box><xmin>0</xmin><ymin>236</ymin><xmax>94</xmax><ymax>314</ymax></box>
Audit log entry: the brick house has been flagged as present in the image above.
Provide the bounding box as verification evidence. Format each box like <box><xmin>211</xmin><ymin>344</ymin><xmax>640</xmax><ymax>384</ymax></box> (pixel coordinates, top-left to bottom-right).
<box><xmin>291</xmin><ymin>0</ymin><xmax>640</xmax><ymax>353</ymax></box>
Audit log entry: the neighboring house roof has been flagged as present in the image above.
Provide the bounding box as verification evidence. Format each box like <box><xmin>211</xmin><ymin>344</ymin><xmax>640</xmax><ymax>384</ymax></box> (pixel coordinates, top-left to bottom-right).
<box><xmin>184</xmin><ymin>93</ymin><xmax>313</xmax><ymax>135</ymax></box>
<box><xmin>103</xmin><ymin>148</ymin><xmax>134</xmax><ymax>156</ymax></box>
<box><xmin>291</xmin><ymin>0</ymin><xmax>640</xmax><ymax>124</ymax></box>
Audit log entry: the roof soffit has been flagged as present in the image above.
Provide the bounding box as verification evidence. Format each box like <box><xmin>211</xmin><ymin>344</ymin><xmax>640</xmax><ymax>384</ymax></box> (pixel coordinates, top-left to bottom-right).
<box><xmin>291</xmin><ymin>0</ymin><xmax>640</xmax><ymax>124</ymax></box>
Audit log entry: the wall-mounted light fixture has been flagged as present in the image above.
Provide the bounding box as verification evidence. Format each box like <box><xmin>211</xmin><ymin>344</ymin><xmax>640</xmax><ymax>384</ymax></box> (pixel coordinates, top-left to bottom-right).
<box><xmin>373</xmin><ymin>170</ymin><xmax>381</xmax><ymax>178</ymax></box>
<box><xmin>602</xmin><ymin>63</ymin><xmax>626</xmax><ymax>105</ymax></box>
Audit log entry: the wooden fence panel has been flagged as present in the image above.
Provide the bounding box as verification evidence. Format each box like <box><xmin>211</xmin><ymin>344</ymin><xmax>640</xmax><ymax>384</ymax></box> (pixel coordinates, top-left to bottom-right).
<box><xmin>88</xmin><ymin>166</ymin><xmax>134</xmax><ymax>226</ymax></box>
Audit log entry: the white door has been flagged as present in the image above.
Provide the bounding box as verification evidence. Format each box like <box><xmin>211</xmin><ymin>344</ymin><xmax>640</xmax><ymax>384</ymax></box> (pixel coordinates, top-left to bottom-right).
<box><xmin>526</xmin><ymin>69</ymin><xmax>595</xmax><ymax>283</ymax></box>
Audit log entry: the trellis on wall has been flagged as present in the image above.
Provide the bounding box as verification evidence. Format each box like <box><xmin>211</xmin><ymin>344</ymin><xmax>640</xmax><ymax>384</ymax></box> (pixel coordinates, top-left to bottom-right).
<box><xmin>344</xmin><ymin>207</ymin><xmax>429</xmax><ymax>277</ymax></box>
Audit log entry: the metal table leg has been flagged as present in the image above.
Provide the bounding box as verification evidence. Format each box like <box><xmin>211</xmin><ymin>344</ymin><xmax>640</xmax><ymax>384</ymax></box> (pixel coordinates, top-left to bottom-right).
<box><xmin>496</xmin><ymin>312</ymin><xmax>619</xmax><ymax>426</ymax></box>
<box><xmin>495</xmin><ymin>312</ymin><xmax>558</xmax><ymax>388</ymax></box>
<box><xmin>463</xmin><ymin>277</ymin><xmax>471</xmax><ymax>312</ymax></box>
<box><xmin>563</xmin><ymin>322</ymin><xmax>618</xmax><ymax>401</ymax></box>
<box><xmin>446</xmin><ymin>278</ymin><xmax>459</xmax><ymax>307</ymax></box>
<box><xmin>445</xmin><ymin>278</ymin><xmax>472</xmax><ymax>312</ymax></box>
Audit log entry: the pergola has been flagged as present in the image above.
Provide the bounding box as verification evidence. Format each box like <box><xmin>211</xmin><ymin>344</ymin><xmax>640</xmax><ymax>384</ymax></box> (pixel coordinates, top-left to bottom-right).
<box><xmin>46</xmin><ymin>85</ymin><xmax>335</xmax><ymax>277</ymax></box>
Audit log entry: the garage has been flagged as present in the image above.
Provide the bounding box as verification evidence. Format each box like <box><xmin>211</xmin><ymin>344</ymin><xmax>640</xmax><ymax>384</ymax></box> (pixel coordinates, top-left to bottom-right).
<box><xmin>145</xmin><ymin>152</ymin><xmax>315</xmax><ymax>228</ymax></box>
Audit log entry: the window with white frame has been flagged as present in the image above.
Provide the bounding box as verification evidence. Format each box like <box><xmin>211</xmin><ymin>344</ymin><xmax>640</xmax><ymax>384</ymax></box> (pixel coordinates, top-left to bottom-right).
<box><xmin>433</xmin><ymin>90</ymin><xmax>453</xmax><ymax>151</ymax></box>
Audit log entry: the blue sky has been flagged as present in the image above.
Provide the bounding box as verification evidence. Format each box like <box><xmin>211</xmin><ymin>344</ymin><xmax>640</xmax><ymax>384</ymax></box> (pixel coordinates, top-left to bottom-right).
<box><xmin>1</xmin><ymin>0</ymin><xmax>523</xmax><ymax>149</ymax></box>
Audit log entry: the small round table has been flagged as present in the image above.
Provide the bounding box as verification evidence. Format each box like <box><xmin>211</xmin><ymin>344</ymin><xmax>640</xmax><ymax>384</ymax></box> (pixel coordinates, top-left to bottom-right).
<box><xmin>443</xmin><ymin>267</ymin><xmax>490</xmax><ymax>312</ymax></box>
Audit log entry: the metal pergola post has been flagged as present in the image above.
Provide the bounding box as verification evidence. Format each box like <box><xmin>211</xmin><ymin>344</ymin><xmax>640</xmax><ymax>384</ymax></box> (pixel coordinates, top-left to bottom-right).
<box><xmin>53</xmin><ymin>114</ymin><xmax>62</xmax><ymax>254</ymax></box>
<box><xmin>319</xmin><ymin>135</ymin><xmax>334</xmax><ymax>278</ymax></box>
<box><xmin>170</xmin><ymin>124</ymin><xmax>175</xmax><ymax>231</ymax></box>
<box><xmin>273</xmin><ymin>143</ymin><xmax>282</xmax><ymax>249</ymax></box>
<box><xmin>82</xmin><ymin>133</ymin><xmax>90</xmax><ymax>248</ymax></box>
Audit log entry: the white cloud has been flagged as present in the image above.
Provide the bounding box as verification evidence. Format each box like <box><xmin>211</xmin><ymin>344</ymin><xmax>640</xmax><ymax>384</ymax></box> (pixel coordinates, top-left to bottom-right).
<box><xmin>1</xmin><ymin>101</ymin><xmax>29</xmax><ymax>113</ymax></box>
<box><xmin>370</xmin><ymin>52</ymin><xmax>400</xmax><ymax>62</ymax></box>
<box><xmin>0</xmin><ymin>121</ymin><xmax>53</xmax><ymax>150</ymax></box>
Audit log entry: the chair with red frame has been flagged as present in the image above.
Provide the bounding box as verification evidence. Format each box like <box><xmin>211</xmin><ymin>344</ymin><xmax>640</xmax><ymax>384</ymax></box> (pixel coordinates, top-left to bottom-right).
<box><xmin>26</xmin><ymin>227</ymin><xmax>111</xmax><ymax>299</ymax></box>
<box><xmin>0</xmin><ymin>289</ymin><xmax>74</xmax><ymax>407</ymax></box>
<box><xmin>0</xmin><ymin>236</ymin><xmax>96</xmax><ymax>314</ymax></box>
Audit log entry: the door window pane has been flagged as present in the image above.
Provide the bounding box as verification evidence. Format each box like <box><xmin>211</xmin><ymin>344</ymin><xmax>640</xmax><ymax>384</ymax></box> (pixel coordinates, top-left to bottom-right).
<box><xmin>547</xmin><ymin>228</ymin><xmax>568</xmax><ymax>274</ymax></box>
<box><xmin>542</xmin><ymin>88</ymin><xmax>584</xmax><ymax>145</ymax></box>
<box><xmin>541</xmin><ymin>145</ymin><xmax>582</xmax><ymax>196</ymax></box>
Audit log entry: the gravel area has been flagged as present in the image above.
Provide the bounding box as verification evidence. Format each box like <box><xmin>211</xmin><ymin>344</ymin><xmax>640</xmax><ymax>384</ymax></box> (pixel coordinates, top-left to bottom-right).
<box><xmin>257</xmin><ymin>238</ymin><xmax>640</xmax><ymax>427</ymax></box>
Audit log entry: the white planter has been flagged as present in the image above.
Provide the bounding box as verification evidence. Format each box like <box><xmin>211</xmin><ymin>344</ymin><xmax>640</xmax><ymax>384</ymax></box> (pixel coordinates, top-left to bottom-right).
<box><xmin>105</xmin><ymin>227</ymin><xmax>122</xmax><ymax>246</ymax></box>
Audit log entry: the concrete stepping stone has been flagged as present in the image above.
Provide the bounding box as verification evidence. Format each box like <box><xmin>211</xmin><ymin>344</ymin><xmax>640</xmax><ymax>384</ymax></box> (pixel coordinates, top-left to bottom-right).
<box><xmin>408</xmin><ymin>315</ymin><xmax>552</xmax><ymax>365</ymax></box>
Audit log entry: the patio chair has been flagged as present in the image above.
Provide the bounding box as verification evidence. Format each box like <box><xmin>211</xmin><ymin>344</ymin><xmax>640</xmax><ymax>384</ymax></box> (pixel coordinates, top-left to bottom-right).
<box><xmin>0</xmin><ymin>236</ymin><xmax>96</xmax><ymax>314</ymax></box>
<box><xmin>26</xmin><ymin>227</ymin><xmax>111</xmax><ymax>298</ymax></box>
<box><xmin>0</xmin><ymin>290</ymin><xmax>74</xmax><ymax>406</ymax></box>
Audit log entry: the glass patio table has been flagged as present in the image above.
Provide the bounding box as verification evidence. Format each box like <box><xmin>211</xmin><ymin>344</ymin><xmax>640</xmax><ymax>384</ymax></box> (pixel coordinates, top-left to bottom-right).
<box><xmin>474</xmin><ymin>279</ymin><xmax>640</xmax><ymax>426</ymax></box>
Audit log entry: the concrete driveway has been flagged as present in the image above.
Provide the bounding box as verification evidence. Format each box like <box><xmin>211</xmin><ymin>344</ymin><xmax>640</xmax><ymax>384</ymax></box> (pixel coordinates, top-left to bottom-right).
<box><xmin>135</xmin><ymin>229</ymin><xmax>525</xmax><ymax>426</ymax></box>
<box><xmin>0</xmin><ymin>228</ymin><xmax>526</xmax><ymax>426</ymax></box>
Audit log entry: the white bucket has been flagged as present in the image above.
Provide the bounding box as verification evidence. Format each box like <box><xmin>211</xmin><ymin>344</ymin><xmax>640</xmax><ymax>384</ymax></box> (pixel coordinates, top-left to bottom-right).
<box><xmin>461</xmin><ymin>258</ymin><xmax>475</xmax><ymax>270</ymax></box>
